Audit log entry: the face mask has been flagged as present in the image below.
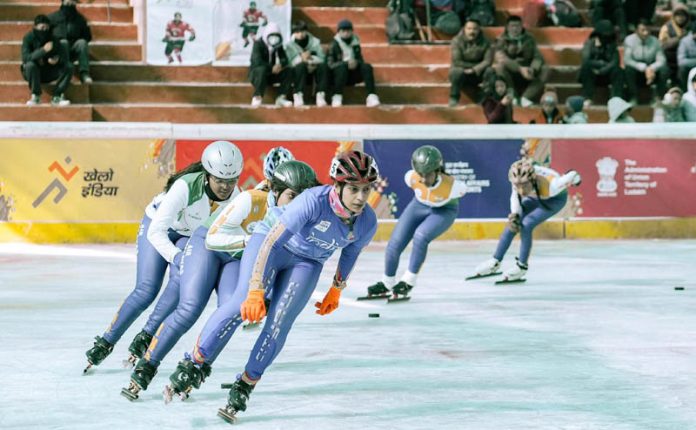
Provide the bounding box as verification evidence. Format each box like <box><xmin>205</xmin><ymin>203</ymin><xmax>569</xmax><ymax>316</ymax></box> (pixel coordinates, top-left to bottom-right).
<box><xmin>341</xmin><ymin>35</ymin><xmax>352</xmax><ymax>43</ymax></box>
<box><xmin>34</xmin><ymin>29</ymin><xmax>50</xmax><ymax>43</ymax></box>
<box><xmin>267</xmin><ymin>35</ymin><xmax>281</xmax><ymax>47</ymax></box>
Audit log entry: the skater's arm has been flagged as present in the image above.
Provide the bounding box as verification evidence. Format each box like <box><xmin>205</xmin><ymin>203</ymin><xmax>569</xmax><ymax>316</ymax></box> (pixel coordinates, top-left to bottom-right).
<box><xmin>448</xmin><ymin>178</ymin><xmax>469</xmax><ymax>199</ymax></box>
<box><xmin>206</xmin><ymin>192</ymin><xmax>253</xmax><ymax>252</ymax></box>
<box><xmin>509</xmin><ymin>186</ymin><xmax>522</xmax><ymax>215</ymax></box>
<box><xmin>248</xmin><ymin>223</ymin><xmax>292</xmax><ymax>291</ymax></box>
<box><xmin>548</xmin><ymin>170</ymin><xmax>581</xmax><ymax>196</ymax></box>
<box><xmin>147</xmin><ymin>179</ymin><xmax>190</xmax><ymax>263</ymax></box>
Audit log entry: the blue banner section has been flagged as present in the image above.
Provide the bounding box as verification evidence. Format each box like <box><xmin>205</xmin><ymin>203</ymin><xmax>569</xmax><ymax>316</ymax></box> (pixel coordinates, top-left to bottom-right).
<box><xmin>363</xmin><ymin>139</ymin><xmax>523</xmax><ymax>219</ymax></box>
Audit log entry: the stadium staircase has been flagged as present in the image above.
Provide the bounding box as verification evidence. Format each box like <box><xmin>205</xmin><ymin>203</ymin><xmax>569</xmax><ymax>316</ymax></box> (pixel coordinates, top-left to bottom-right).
<box><xmin>0</xmin><ymin>0</ymin><xmax>661</xmax><ymax>122</ymax></box>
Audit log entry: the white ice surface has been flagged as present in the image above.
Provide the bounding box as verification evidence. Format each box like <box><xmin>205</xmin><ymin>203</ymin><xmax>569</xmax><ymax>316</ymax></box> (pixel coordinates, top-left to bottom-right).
<box><xmin>0</xmin><ymin>240</ymin><xmax>695</xmax><ymax>430</ymax></box>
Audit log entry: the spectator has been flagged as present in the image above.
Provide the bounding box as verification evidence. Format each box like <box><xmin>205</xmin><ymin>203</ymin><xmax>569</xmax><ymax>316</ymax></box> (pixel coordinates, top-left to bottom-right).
<box><xmin>284</xmin><ymin>20</ymin><xmax>329</xmax><ymax>107</ymax></box>
<box><xmin>624</xmin><ymin>0</ymin><xmax>658</xmax><ymax>31</ymax></box>
<box><xmin>249</xmin><ymin>22</ymin><xmax>293</xmax><ymax>108</ymax></box>
<box><xmin>672</xmin><ymin>0</ymin><xmax>696</xmax><ymax>19</ymax></box>
<box><xmin>493</xmin><ymin>15</ymin><xmax>550</xmax><ymax>107</ymax></box>
<box><xmin>659</xmin><ymin>6</ymin><xmax>690</xmax><ymax>86</ymax></box>
<box><xmin>21</xmin><ymin>15</ymin><xmax>72</xmax><ymax>106</ymax></box>
<box><xmin>624</xmin><ymin>19</ymin><xmax>668</xmax><ymax>104</ymax></box>
<box><xmin>579</xmin><ymin>19</ymin><xmax>623</xmax><ymax>106</ymax></box>
<box><xmin>448</xmin><ymin>18</ymin><xmax>492</xmax><ymax>107</ymax></box>
<box><xmin>48</xmin><ymin>0</ymin><xmax>91</xmax><ymax>83</ymax></box>
<box><xmin>564</xmin><ymin>95</ymin><xmax>589</xmax><ymax>123</ymax></box>
<box><xmin>590</xmin><ymin>0</ymin><xmax>627</xmax><ymax>39</ymax></box>
<box><xmin>481</xmin><ymin>73</ymin><xmax>514</xmax><ymax>124</ymax></box>
<box><xmin>607</xmin><ymin>96</ymin><xmax>636</xmax><ymax>122</ymax></box>
<box><xmin>681</xmin><ymin>66</ymin><xmax>696</xmax><ymax>119</ymax></box>
<box><xmin>529</xmin><ymin>87</ymin><xmax>563</xmax><ymax>123</ymax></box>
<box><xmin>677</xmin><ymin>23</ymin><xmax>696</xmax><ymax>89</ymax></box>
<box><xmin>465</xmin><ymin>0</ymin><xmax>496</xmax><ymax>27</ymax></box>
<box><xmin>652</xmin><ymin>86</ymin><xmax>689</xmax><ymax>121</ymax></box>
<box><xmin>327</xmin><ymin>19</ymin><xmax>380</xmax><ymax>107</ymax></box>
<box><xmin>546</xmin><ymin>0</ymin><xmax>582</xmax><ymax>27</ymax></box>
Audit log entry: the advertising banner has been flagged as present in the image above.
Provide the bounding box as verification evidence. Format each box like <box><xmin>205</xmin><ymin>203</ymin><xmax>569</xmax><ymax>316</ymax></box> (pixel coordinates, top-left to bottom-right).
<box><xmin>551</xmin><ymin>139</ymin><xmax>696</xmax><ymax>217</ymax></box>
<box><xmin>146</xmin><ymin>0</ymin><xmax>216</xmax><ymax>65</ymax></box>
<box><xmin>175</xmin><ymin>140</ymin><xmax>349</xmax><ymax>189</ymax></box>
<box><xmin>363</xmin><ymin>139</ymin><xmax>524</xmax><ymax>219</ymax></box>
<box><xmin>0</xmin><ymin>139</ymin><xmax>173</xmax><ymax>222</ymax></box>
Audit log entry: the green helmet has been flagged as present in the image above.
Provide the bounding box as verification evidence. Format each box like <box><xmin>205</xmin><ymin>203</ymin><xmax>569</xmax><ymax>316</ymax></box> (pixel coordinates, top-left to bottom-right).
<box><xmin>411</xmin><ymin>145</ymin><xmax>443</xmax><ymax>175</ymax></box>
<box><xmin>271</xmin><ymin>160</ymin><xmax>319</xmax><ymax>194</ymax></box>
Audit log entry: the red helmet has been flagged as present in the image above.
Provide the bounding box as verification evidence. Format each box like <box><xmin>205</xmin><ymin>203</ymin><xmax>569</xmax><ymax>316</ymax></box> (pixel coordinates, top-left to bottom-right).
<box><xmin>329</xmin><ymin>150</ymin><xmax>379</xmax><ymax>184</ymax></box>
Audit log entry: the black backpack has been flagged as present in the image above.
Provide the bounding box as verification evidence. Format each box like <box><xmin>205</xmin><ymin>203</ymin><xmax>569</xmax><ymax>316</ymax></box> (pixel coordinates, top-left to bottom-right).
<box><xmin>386</xmin><ymin>0</ymin><xmax>416</xmax><ymax>41</ymax></box>
<box><xmin>553</xmin><ymin>0</ymin><xmax>581</xmax><ymax>27</ymax></box>
<box><xmin>467</xmin><ymin>0</ymin><xmax>495</xmax><ymax>27</ymax></box>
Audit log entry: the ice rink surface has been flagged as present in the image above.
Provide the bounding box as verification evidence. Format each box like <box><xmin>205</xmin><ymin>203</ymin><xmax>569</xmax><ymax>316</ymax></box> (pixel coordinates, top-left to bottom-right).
<box><xmin>0</xmin><ymin>240</ymin><xmax>695</xmax><ymax>430</ymax></box>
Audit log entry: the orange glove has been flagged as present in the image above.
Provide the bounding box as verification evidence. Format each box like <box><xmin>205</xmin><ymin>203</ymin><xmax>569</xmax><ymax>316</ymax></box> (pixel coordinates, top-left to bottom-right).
<box><xmin>315</xmin><ymin>286</ymin><xmax>342</xmax><ymax>315</ymax></box>
<box><xmin>241</xmin><ymin>289</ymin><xmax>266</xmax><ymax>323</ymax></box>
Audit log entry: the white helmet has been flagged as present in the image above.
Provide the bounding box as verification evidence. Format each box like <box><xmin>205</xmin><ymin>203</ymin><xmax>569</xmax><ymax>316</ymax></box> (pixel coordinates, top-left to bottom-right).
<box><xmin>201</xmin><ymin>141</ymin><xmax>243</xmax><ymax>179</ymax></box>
<box><xmin>263</xmin><ymin>146</ymin><xmax>294</xmax><ymax>180</ymax></box>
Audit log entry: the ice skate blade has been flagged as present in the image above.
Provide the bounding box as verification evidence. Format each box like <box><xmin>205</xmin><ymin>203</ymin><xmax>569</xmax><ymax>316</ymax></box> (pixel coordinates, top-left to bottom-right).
<box><xmin>83</xmin><ymin>363</ymin><xmax>93</xmax><ymax>375</ymax></box>
<box><xmin>356</xmin><ymin>294</ymin><xmax>390</xmax><ymax>301</ymax></box>
<box><xmin>465</xmin><ymin>272</ymin><xmax>502</xmax><ymax>281</ymax></box>
<box><xmin>120</xmin><ymin>387</ymin><xmax>139</xmax><ymax>401</ymax></box>
<box><xmin>387</xmin><ymin>295</ymin><xmax>411</xmax><ymax>303</ymax></box>
<box><xmin>218</xmin><ymin>408</ymin><xmax>238</xmax><ymax>424</ymax></box>
<box><xmin>495</xmin><ymin>278</ymin><xmax>526</xmax><ymax>285</ymax></box>
<box><xmin>122</xmin><ymin>355</ymin><xmax>137</xmax><ymax>369</ymax></box>
<box><xmin>163</xmin><ymin>385</ymin><xmax>174</xmax><ymax>404</ymax></box>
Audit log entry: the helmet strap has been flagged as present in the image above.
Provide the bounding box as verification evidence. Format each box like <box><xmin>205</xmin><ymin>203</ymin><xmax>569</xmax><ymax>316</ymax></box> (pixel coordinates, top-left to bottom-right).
<box><xmin>204</xmin><ymin>175</ymin><xmax>226</xmax><ymax>202</ymax></box>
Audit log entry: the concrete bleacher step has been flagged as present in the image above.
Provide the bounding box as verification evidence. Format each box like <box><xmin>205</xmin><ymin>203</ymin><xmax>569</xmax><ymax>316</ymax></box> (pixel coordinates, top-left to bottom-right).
<box><xmin>3</xmin><ymin>0</ymin><xmax>130</xmax><ymax>4</ymax></box>
<box><xmin>1</xmin><ymin>81</ymin><xmax>90</xmax><ymax>104</ymax></box>
<box><xmin>0</xmin><ymin>104</ymin><xmax>93</xmax><ymax>121</ymax></box>
<box><xmin>0</xmin><ymin>3</ymin><xmax>133</xmax><ymax>22</ymax></box>
<box><xmin>1</xmin><ymin>21</ymin><xmax>137</xmax><ymax>41</ymax></box>
<box><xmin>294</xmin><ymin>0</ymin><xmax>589</xmax><ymax>7</ymax></box>
<box><xmin>0</xmin><ymin>41</ymin><xmax>141</xmax><ymax>62</ymax></box>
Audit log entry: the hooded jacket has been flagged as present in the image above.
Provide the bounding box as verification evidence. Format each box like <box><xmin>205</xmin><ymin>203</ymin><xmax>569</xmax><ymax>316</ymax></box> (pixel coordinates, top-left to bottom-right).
<box><xmin>48</xmin><ymin>4</ymin><xmax>92</xmax><ymax>43</ymax></box>
<box><xmin>581</xmin><ymin>20</ymin><xmax>619</xmax><ymax>75</ymax></box>
<box><xmin>494</xmin><ymin>27</ymin><xmax>545</xmax><ymax>72</ymax></box>
<box><xmin>623</xmin><ymin>32</ymin><xmax>666</xmax><ymax>72</ymax></box>
<box><xmin>653</xmin><ymin>87</ymin><xmax>688</xmax><ymax>122</ymax></box>
<box><xmin>450</xmin><ymin>29</ymin><xmax>492</xmax><ymax>74</ymax></box>
<box><xmin>681</xmin><ymin>67</ymin><xmax>696</xmax><ymax>121</ymax></box>
<box><xmin>250</xmin><ymin>22</ymin><xmax>289</xmax><ymax>70</ymax></box>
<box><xmin>327</xmin><ymin>33</ymin><xmax>364</xmax><ymax>69</ymax></box>
<box><xmin>607</xmin><ymin>97</ymin><xmax>635</xmax><ymax>123</ymax></box>
<box><xmin>677</xmin><ymin>31</ymin><xmax>696</xmax><ymax>69</ymax></box>
<box><xmin>284</xmin><ymin>31</ymin><xmax>325</xmax><ymax>66</ymax></box>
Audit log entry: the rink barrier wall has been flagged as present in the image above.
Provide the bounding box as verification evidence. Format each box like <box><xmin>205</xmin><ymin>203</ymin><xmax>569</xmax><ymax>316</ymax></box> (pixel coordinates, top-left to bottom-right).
<box><xmin>1</xmin><ymin>122</ymin><xmax>695</xmax><ymax>243</ymax></box>
<box><xmin>3</xmin><ymin>218</ymin><xmax>695</xmax><ymax>243</ymax></box>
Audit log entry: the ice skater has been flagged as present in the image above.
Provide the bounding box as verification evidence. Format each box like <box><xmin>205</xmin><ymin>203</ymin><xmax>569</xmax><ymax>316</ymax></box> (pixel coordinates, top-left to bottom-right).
<box><xmin>163</xmin><ymin>12</ymin><xmax>196</xmax><ymax>64</ymax></box>
<box><xmin>255</xmin><ymin>146</ymin><xmax>294</xmax><ymax>191</ymax></box>
<box><xmin>472</xmin><ymin>157</ymin><xmax>581</xmax><ymax>283</ymax></box>
<box><xmin>84</xmin><ymin>141</ymin><xmax>242</xmax><ymax>373</ymax></box>
<box><xmin>364</xmin><ymin>145</ymin><xmax>469</xmax><ymax>301</ymax></box>
<box><xmin>215</xmin><ymin>150</ymin><xmax>379</xmax><ymax>423</ymax></box>
<box><xmin>120</xmin><ymin>161</ymin><xmax>319</xmax><ymax>401</ymax></box>
<box><xmin>156</xmin><ymin>161</ymin><xmax>320</xmax><ymax>402</ymax></box>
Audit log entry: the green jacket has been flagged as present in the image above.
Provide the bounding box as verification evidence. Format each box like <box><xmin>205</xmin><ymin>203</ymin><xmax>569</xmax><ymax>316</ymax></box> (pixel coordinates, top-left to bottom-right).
<box><xmin>494</xmin><ymin>29</ymin><xmax>545</xmax><ymax>73</ymax></box>
<box><xmin>284</xmin><ymin>32</ymin><xmax>325</xmax><ymax>66</ymax></box>
<box><xmin>450</xmin><ymin>30</ymin><xmax>492</xmax><ymax>74</ymax></box>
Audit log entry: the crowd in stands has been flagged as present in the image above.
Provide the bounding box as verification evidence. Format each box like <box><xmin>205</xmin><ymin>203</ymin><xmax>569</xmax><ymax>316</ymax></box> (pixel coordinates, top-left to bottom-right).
<box><xmin>17</xmin><ymin>0</ymin><xmax>696</xmax><ymax>122</ymax></box>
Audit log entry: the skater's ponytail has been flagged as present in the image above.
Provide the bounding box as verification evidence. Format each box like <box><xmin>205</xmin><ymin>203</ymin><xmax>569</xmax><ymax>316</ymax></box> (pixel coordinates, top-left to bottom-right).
<box><xmin>164</xmin><ymin>161</ymin><xmax>204</xmax><ymax>192</ymax></box>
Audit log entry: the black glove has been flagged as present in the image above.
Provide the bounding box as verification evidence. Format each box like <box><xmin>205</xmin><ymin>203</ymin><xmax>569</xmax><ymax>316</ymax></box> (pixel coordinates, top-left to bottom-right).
<box><xmin>507</xmin><ymin>213</ymin><xmax>521</xmax><ymax>233</ymax></box>
<box><xmin>189</xmin><ymin>35</ymin><xmax>196</xmax><ymax>42</ymax></box>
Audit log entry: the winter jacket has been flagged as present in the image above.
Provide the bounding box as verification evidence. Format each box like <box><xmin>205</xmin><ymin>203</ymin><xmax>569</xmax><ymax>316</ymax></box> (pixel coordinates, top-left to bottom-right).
<box><xmin>327</xmin><ymin>34</ymin><xmax>365</xmax><ymax>69</ymax></box>
<box><xmin>564</xmin><ymin>112</ymin><xmax>589</xmax><ymax>124</ymax></box>
<box><xmin>677</xmin><ymin>33</ymin><xmax>696</xmax><ymax>69</ymax></box>
<box><xmin>494</xmin><ymin>29</ymin><xmax>545</xmax><ymax>73</ymax></box>
<box><xmin>48</xmin><ymin>6</ymin><xmax>92</xmax><ymax>43</ymax></box>
<box><xmin>249</xmin><ymin>23</ymin><xmax>289</xmax><ymax>70</ymax></box>
<box><xmin>623</xmin><ymin>33</ymin><xmax>667</xmax><ymax>72</ymax></box>
<box><xmin>21</xmin><ymin>29</ymin><xmax>67</xmax><ymax>66</ymax></box>
<box><xmin>680</xmin><ymin>67</ymin><xmax>696</xmax><ymax>120</ymax></box>
<box><xmin>607</xmin><ymin>97</ymin><xmax>635</xmax><ymax>123</ymax></box>
<box><xmin>673</xmin><ymin>0</ymin><xmax>696</xmax><ymax>16</ymax></box>
<box><xmin>529</xmin><ymin>107</ymin><xmax>563</xmax><ymax>124</ymax></box>
<box><xmin>581</xmin><ymin>35</ymin><xmax>620</xmax><ymax>75</ymax></box>
<box><xmin>482</xmin><ymin>96</ymin><xmax>514</xmax><ymax>124</ymax></box>
<box><xmin>658</xmin><ymin>6</ymin><xmax>688</xmax><ymax>51</ymax></box>
<box><xmin>284</xmin><ymin>32</ymin><xmax>325</xmax><ymax>66</ymax></box>
<box><xmin>450</xmin><ymin>30</ymin><xmax>492</xmax><ymax>74</ymax></box>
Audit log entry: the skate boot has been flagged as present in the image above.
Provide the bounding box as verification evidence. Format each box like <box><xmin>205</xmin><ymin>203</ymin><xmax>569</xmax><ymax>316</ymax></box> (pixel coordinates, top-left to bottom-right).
<box><xmin>467</xmin><ymin>257</ymin><xmax>502</xmax><ymax>280</ymax></box>
<box><xmin>357</xmin><ymin>281</ymin><xmax>391</xmax><ymax>300</ymax></box>
<box><xmin>387</xmin><ymin>281</ymin><xmax>413</xmax><ymax>303</ymax></box>
<box><xmin>218</xmin><ymin>377</ymin><xmax>256</xmax><ymax>424</ymax></box>
<box><xmin>121</xmin><ymin>358</ymin><xmax>158</xmax><ymax>401</ymax></box>
<box><xmin>84</xmin><ymin>336</ymin><xmax>114</xmax><ymax>373</ymax></box>
<box><xmin>163</xmin><ymin>354</ymin><xmax>212</xmax><ymax>403</ymax></box>
<box><xmin>123</xmin><ymin>330</ymin><xmax>153</xmax><ymax>368</ymax></box>
<box><xmin>496</xmin><ymin>259</ymin><xmax>527</xmax><ymax>285</ymax></box>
